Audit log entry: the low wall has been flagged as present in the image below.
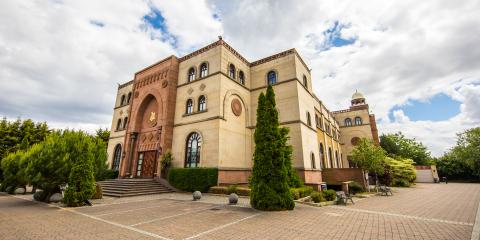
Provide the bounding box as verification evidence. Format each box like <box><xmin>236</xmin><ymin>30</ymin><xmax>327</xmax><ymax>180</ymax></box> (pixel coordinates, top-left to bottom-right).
<box><xmin>322</xmin><ymin>168</ymin><xmax>367</xmax><ymax>189</ymax></box>
<box><xmin>415</xmin><ymin>165</ymin><xmax>439</xmax><ymax>183</ymax></box>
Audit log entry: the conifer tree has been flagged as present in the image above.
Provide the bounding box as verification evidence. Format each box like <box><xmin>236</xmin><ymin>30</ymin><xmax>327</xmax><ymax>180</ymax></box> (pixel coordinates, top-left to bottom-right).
<box><xmin>250</xmin><ymin>85</ymin><xmax>295</xmax><ymax>211</ymax></box>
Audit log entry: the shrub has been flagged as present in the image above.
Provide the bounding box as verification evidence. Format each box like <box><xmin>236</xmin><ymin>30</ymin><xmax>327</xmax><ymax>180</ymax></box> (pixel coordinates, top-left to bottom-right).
<box><xmin>161</xmin><ymin>151</ymin><xmax>173</xmax><ymax>171</ymax></box>
<box><xmin>63</xmin><ymin>159</ymin><xmax>96</xmax><ymax>207</ymax></box>
<box><xmin>348</xmin><ymin>181</ymin><xmax>364</xmax><ymax>194</ymax></box>
<box><xmin>97</xmin><ymin>169</ymin><xmax>118</xmax><ymax>181</ymax></box>
<box><xmin>310</xmin><ymin>192</ymin><xmax>325</xmax><ymax>203</ymax></box>
<box><xmin>92</xmin><ymin>184</ymin><xmax>103</xmax><ymax>199</ymax></box>
<box><xmin>209</xmin><ymin>186</ymin><xmax>228</xmax><ymax>194</ymax></box>
<box><xmin>236</xmin><ymin>187</ymin><xmax>251</xmax><ymax>196</ymax></box>
<box><xmin>290</xmin><ymin>186</ymin><xmax>313</xmax><ymax>199</ymax></box>
<box><xmin>385</xmin><ymin>157</ymin><xmax>416</xmax><ymax>187</ymax></box>
<box><xmin>227</xmin><ymin>185</ymin><xmax>238</xmax><ymax>194</ymax></box>
<box><xmin>33</xmin><ymin>190</ymin><xmax>47</xmax><ymax>202</ymax></box>
<box><xmin>168</xmin><ymin>168</ymin><xmax>218</xmax><ymax>192</ymax></box>
<box><xmin>290</xmin><ymin>188</ymin><xmax>300</xmax><ymax>200</ymax></box>
<box><xmin>322</xmin><ymin>189</ymin><xmax>336</xmax><ymax>201</ymax></box>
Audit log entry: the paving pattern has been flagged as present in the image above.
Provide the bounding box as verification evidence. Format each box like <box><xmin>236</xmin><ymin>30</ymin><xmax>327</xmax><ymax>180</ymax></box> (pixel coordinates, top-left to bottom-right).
<box><xmin>0</xmin><ymin>183</ymin><xmax>479</xmax><ymax>240</ymax></box>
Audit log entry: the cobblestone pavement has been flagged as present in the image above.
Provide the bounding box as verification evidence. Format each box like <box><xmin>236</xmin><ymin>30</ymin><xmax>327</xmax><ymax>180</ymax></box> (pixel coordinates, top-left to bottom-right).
<box><xmin>1</xmin><ymin>183</ymin><xmax>479</xmax><ymax>240</ymax></box>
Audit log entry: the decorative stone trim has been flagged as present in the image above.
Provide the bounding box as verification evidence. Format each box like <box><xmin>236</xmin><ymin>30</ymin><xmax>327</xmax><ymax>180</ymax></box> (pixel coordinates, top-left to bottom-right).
<box><xmin>118</xmin><ymin>80</ymin><xmax>134</xmax><ymax>89</ymax></box>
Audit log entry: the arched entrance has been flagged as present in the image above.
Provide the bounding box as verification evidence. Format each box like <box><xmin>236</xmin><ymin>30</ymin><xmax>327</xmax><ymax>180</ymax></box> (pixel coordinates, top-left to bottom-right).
<box><xmin>131</xmin><ymin>94</ymin><xmax>162</xmax><ymax>178</ymax></box>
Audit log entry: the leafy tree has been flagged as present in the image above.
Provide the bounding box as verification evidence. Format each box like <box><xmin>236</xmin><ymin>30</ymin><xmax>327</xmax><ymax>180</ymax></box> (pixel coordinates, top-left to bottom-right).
<box><xmin>380</xmin><ymin>132</ymin><xmax>431</xmax><ymax>165</ymax></box>
<box><xmin>250</xmin><ymin>86</ymin><xmax>295</xmax><ymax>211</ymax></box>
<box><xmin>0</xmin><ymin>117</ymin><xmax>50</xmax><ymax>181</ymax></box>
<box><xmin>351</xmin><ymin>138</ymin><xmax>386</xmax><ymax>178</ymax></box>
<box><xmin>95</xmin><ymin>128</ymin><xmax>110</xmax><ymax>144</ymax></box>
<box><xmin>435</xmin><ymin>127</ymin><xmax>480</xmax><ymax>180</ymax></box>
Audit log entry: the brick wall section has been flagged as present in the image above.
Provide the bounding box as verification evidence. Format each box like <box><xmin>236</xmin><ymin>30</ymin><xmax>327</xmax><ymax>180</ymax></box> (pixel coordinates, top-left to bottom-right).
<box><xmin>369</xmin><ymin>114</ymin><xmax>380</xmax><ymax>145</ymax></box>
<box><xmin>322</xmin><ymin>168</ymin><xmax>367</xmax><ymax>188</ymax></box>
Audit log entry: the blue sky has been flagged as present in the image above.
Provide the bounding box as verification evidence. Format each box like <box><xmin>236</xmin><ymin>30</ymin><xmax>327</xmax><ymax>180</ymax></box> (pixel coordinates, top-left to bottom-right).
<box><xmin>389</xmin><ymin>93</ymin><xmax>461</xmax><ymax>121</ymax></box>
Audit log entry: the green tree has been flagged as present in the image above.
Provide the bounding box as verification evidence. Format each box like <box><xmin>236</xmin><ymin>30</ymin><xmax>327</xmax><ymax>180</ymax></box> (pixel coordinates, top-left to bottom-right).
<box><xmin>384</xmin><ymin>157</ymin><xmax>416</xmax><ymax>187</ymax></box>
<box><xmin>436</xmin><ymin>127</ymin><xmax>480</xmax><ymax>180</ymax></box>
<box><xmin>380</xmin><ymin>132</ymin><xmax>431</xmax><ymax>165</ymax></box>
<box><xmin>0</xmin><ymin>118</ymin><xmax>50</xmax><ymax>181</ymax></box>
<box><xmin>351</xmin><ymin>138</ymin><xmax>386</xmax><ymax>178</ymax></box>
<box><xmin>250</xmin><ymin>86</ymin><xmax>295</xmax><ymax>211</ymax></box>
<box><xmin>95</xmin><ymin>128</ymin><xmax>110</xmax><ymax>144</ymax></box>
<box><xmin>63</xmin><ymin>158</ymin><xmax>96</xmax><ymax>207</ymax></box>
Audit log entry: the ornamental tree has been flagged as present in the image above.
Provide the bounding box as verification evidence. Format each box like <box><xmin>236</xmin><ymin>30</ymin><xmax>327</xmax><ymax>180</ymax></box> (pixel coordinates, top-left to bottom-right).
<box><xmin>250</xmin><ymin>85</ymin><xmax>295</xmax><ymax>211</ymax></box>
<box><xmin>351</xmin><ymin>138</ymin><xmax>387</xmax><ymax>180</ymax></box>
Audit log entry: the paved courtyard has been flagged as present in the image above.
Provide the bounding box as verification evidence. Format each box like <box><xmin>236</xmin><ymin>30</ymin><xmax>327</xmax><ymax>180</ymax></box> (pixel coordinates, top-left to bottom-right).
<box><xmin>1</xmin><ymin>183</ymin><xmax>479</xmax><ymax>240</ymax></box>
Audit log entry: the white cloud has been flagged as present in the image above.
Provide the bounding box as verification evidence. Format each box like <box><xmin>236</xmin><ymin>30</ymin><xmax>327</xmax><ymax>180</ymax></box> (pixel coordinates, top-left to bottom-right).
<box><xmin>0</xmin><ymin>0</ymin><xmax>478</xmax><ymax>155</ymax></box>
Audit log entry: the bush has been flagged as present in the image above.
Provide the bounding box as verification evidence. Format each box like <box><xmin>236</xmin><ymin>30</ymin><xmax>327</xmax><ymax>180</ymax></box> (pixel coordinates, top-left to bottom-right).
<box><xmin>290</xmin><ymin>188</ymin><xmax>300</xmax><ymax>200</ymax></box>
<box><xmin>310</xmin><ymin>192</ymin><xmax>325</xmax><ymax>203</ymax></box>
<box><xmin>33</xmin><ymin>190</ymin><xmax>47</xmax><ymax>202</ymax></box>
<box><xmin>290</xmin><ymin>186</ymin><xmax>313</xmax><ymax>200</ymax></box>
<box><xmin>385</xmin><ymin>157</ymin><xmax>416</xmax><ymax>187</ymax></box>
<box><xmin>348</xmin><ymin>181</ymin><xmax>364</xmax><ymax>194</ymax></box>
<box><xmin>97</xmin><ymin>169</ymin><xmax>118</xmax><ymax>181</ymax></box>
<box><xmin>168</xmin><ymin>168</ymin><xmax>218</xmax><ymax>192</ymax></box>
<box><xmin>227</xmin><ymin>185</ymin><xmax>238</xmax><ymax>194</ymax></box>
<box><xmin>92</xmin><ymin>184</ymin><xmax>103</xmax><ymax>199</ymax></box>
<box><xmin>209</xmin><ymin>186</ymin><xmax>227</xmax><ymax>194</ymax></box>
<box><xmin>63</xmin><ymin>159</ymin><xmax>96</xmax><ymax>207</ymax></box>
<box><xmin>236</xmin><ymin>187</ymin><xmax>251</xmax><ymax>196</ymax></box>
<box><xmin>322</xmin><ymin>189</ymin><xmax>336</xmax><ymax>201</ymax></box>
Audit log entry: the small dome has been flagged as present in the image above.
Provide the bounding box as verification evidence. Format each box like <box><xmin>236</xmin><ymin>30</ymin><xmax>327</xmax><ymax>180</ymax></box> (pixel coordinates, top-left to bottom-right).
<box><xmin>352</xmin><ymin>90</ymin><xmax>364</xmax><ymax>100</ymax></box>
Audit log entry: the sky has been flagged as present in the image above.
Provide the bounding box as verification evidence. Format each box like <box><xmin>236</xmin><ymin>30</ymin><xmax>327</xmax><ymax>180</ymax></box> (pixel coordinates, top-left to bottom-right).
<box><xmin>0</xmin><ymin>0</ymin><xmax>479</xmax><ymax>157</ymax></box>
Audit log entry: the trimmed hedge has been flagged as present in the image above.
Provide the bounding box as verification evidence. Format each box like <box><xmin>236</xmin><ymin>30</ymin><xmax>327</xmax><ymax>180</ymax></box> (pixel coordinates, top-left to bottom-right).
<box><xmin>310</xmin><ymin>192</ymin><xmax>325</xmax><ymax>203</ymax></box>
<box><xmin>290</xmin><ymin>186</ymin><xmax>313</xmax><ymax>200</ymax></box>
<box><xmin>322</xmin><ymin>189</ymin><xmax>336</xmax><ymax>201</ymax></box>
<box><xmin>168</xmin><ymin>168</ymin><xmax>218</xmax><ymax>192</ymax></box>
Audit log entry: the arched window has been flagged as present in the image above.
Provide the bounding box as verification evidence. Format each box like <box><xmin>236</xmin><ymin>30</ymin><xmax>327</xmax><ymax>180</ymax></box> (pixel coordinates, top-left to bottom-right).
<box><xmin>198</xmin><ymin>95</ymin><xmax>206</xmax><ymax>112</ymax></box>
<box><xmin>123</xmin><ymin>117</ymin><xmax>128</xmax><ymax>129</ymax></box>
<box><xmin>303</xmin><ymin>75</ymin><xmax>308</xmax><ymax>88</ymax></box>
<box><xmin>311</xmin><ymin>153</ymin><xmax>316</xmax><ymax>169</ymax></box>
<box><xmin>328</xmin><ymin>147</ymin><xmax>333</xmax><ymax>168</ymax></box>
<box><xmin>344</xmin><ymin>118</ymin><xmax>352</xmax><ymax>126</ymax></box>
<box><xmin>319</xmin><ymin>143</ymin><xmax>324</xmax><ymax>169</ymax></box>
<box><xmin>112</xmin><ymin>144</ymin><xmax>122</xmax><ymax>171</ymax></box>
<box><xmin>185</xmin><ymin>132</ymin><xmax>202</xmax><ymax>168</ymax></box>
<box><xmin>355</xmin><ymin>117</ymin><xmax>362</xmax><ymax>125</ymax></box>
<box><xmin>127</xmin><ymin>92</ymin><xmax>132</xmax><ymax>104</ymax></box>
<box><xmin>315</xmin><ymin>115</ymin><xmax>319</xmax><ymax>127</ymax></box>
<box><xmin>267</xmin><ymin>71</ymin><xmax>277</xmax><ymax>85</ymax></box>
<box><xmin>188</xmin><ymin>67</ymin><xmax>196</xmax><ymax>82</ymax></box>
<box><xmin>239</xmin><ymin>71</ymin><xmax>245</xmax><ymax>85</ymax></box>
<box><xmin>200</xmin><ymin>63</ymin><xmax>208</xmax><ymax>78</ymax></box>
<box><xmin>229</xmin><ymin>64</ymin><xmax>236</xmax><ymax>79</ymax></box>
<box><xmin>186</xmin><ymin>99</ymin><xmax>193</xmax><ymax>114</ymax></box>
<box><xmin>120</xmin><ymin>95</ymin><xmax>126</xmax><ymax>106</ymax></box>
<box><xmin>116</xmin><ymin>119</ymin><xmax>122</xmax><ymax>131</ymax></box>
<box><xmin>307</xmin><ymin>112</ymin><xmax>311</xmax><ymax>126</ymax></box>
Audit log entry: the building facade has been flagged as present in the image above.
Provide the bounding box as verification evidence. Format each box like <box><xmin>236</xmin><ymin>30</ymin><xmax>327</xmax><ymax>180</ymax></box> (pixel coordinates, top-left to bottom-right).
<box><xmin>332</xmin><ymin>91</ymin><xmax>380</xmax><ymax>166</ymax></box>
<box><xmin>106</xmin><ymin>38</ymin><xmax>378</xmax><ymax>189</ymax></box>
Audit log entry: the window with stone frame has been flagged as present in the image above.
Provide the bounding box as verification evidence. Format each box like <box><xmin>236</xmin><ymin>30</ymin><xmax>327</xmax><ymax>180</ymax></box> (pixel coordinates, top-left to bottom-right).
<box><xmin>186</xmin><ymin>99</ymin><xmax>193</xmax><ymax>114</ymax></box>
<box><xmin>198</xmin><ymin>95</ymin><xmax>206</xmax><ymax>112</ymax></box>
<box><xmin>355</xmin><ymin>117</ymin><xmax>362</xmax><ymax>125</ymax></box>
<box><xmin>267</xmin><ymin>70</ymin><xmax>277</xmax><ymax>85</ymax></box>
<box><xmin>185</xmin><ymin>132</ymin><xmax>201</xmax><ymax>168</ymax></box>
<box><xmin>229</xmin><ymin>64</ymin><xmax>236</xmax><ymax>79</ymax></box>
<box><xmin>239</xmin><ymin>70</ymin><xmax>245</xmax><ymax>85</ymax></box>
<box><xmin>188</xmin><ymin>67</ymin><xmax>196</xmax><ymax>82</ymax></box>
<box><xmin>200</xmin><ymin>63</ymin><xmax>208</xmax><ymax>78</ymax></box>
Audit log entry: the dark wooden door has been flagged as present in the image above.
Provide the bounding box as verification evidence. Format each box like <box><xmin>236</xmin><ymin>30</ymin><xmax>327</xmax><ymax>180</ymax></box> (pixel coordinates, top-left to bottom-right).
<box><xmin>136</xmin><ymin>151</ymin><xmax>156</xmax><ymax>178</ymax></box>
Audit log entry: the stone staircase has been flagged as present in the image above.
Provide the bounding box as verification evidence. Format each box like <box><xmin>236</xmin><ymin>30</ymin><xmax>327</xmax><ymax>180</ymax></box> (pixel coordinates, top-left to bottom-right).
<box><xmin>97</xmin><ymin>178</ymin><xmax>174</xmax><ymax>197</ymax></box>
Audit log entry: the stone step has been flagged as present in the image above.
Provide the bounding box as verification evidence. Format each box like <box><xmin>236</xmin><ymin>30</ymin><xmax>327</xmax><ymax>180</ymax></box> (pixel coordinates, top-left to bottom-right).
<box><xmin>97</xmin><ymin>179</ymin><xmax>174</xmax><ymax>197</ymax></box>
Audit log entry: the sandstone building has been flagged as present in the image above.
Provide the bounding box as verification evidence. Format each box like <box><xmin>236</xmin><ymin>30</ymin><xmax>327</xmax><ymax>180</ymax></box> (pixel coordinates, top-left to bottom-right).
<box><xmin>106</xmin><ymin>38</ymin><xmax>379</xmax><ymax>189</ymax></box>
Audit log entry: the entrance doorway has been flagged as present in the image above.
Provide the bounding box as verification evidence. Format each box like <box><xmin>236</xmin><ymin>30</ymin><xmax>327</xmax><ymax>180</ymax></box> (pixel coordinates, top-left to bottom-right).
<box><xmin>136</xmin><ymin>151</ymin><xmax>156</xmax><ymax>178</ymax></box>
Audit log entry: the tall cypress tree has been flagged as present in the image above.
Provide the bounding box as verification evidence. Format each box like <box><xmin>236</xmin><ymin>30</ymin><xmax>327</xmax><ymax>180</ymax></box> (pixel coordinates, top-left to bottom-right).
<box><xmin>250</xmin><ymin>85</ymin><xmax>295</xmax><ymax>211</ymax></box>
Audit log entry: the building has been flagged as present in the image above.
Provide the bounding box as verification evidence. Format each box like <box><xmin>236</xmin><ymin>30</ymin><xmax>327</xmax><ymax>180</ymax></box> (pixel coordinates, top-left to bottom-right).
<box><xmin>106</xmin><ymin>37</ymin><xmax>378</xmax><ymax>189</ymax></box>
<box><xmin>332</xmin><ymin>91</ymin><xmax>380</xmax><ymax>166</ymax></box>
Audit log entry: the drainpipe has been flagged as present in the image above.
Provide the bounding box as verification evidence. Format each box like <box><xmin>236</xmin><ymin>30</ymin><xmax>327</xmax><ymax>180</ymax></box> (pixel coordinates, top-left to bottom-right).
<box><xmin>127</xmin><ymin>132</ymin><xmax>138</xmax><ymax>178</ymax></box>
